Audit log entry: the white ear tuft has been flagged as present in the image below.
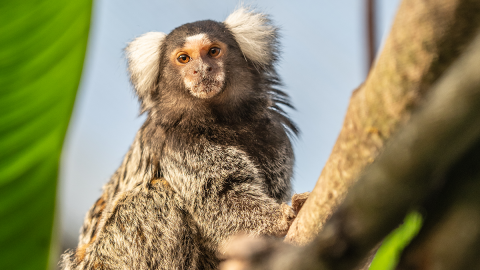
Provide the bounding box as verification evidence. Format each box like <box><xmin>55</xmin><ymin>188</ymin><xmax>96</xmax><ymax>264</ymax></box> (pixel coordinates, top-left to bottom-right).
<box><xmin>224</xmin><ymin>7</ymin><xmax>278</xmax><ymax>67</ymax></box>
<box><xmin>125</xmin><ymin>32</ymin><xmax>166</xmax><ymax>103</ymax></box>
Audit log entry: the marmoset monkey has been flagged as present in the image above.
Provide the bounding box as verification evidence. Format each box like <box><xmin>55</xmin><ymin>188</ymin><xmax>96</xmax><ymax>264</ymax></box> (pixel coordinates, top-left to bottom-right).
<box><xmin>60</xmin><ymin>8</ymin><xmax>300</xmax><ymax>269</ymax></box>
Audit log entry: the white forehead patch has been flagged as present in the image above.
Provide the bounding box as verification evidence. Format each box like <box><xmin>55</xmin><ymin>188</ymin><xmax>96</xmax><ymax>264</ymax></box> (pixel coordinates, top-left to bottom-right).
<box><xmin>185</xmin><ymin>33</ymin><xmax>210</xmax><ymax>45</ymax></box>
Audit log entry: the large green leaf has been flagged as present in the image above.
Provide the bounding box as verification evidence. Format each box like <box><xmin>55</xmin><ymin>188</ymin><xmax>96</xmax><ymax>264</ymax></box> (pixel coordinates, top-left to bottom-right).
<box><xmin>0</xmin><ymin>1</ymin><xmax>92</xmax><ymax>269</ymax></box>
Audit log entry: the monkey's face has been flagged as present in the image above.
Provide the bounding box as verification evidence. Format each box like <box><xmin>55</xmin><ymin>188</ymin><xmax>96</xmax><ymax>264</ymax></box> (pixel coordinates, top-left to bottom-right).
<box><xmin>171</xmin><ymin>33</ymin><xmax>227</xmax><ymax>99</ymax></box>
<box><xmin>127</xmin><ymin>18</ymin><xmax>273</xmax><ymax>115</ymax></box>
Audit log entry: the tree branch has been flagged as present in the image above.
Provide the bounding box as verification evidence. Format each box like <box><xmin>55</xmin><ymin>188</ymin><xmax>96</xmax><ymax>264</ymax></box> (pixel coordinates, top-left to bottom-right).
<box><xmin>286</xmin><ymin>0</ymin><xmax>480</xmax><ymax>246</ymax></box>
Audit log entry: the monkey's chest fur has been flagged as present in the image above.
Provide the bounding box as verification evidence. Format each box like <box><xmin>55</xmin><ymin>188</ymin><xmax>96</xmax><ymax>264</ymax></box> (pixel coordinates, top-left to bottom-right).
<box><xmin>61</xmin><ymin>117</ymin><xmax>294</xmax><ymax>269</ymax></box>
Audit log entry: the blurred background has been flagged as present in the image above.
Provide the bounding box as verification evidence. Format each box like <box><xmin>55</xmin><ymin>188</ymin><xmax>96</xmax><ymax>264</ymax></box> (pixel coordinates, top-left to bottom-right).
<box><xmin>58</xmin><ymin>0</ymin><xmax>401</xmax><ymax>252</ymax></box>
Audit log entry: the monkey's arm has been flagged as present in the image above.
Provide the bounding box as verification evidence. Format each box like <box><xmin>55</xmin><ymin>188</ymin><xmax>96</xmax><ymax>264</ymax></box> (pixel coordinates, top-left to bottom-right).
<box><xmin>184</xmin><ymin>179</ymin><xmax>296</xmax><ymax>249</ymax></box>
<box><xmin>203</xmin><ymin>184</ymin><xmax>295</xmax><ymax>237</ymax></box>
<box><xmin>161</xmin><ymin>143</ymin><xmax>295</xmax><ymax>246</ymax></box>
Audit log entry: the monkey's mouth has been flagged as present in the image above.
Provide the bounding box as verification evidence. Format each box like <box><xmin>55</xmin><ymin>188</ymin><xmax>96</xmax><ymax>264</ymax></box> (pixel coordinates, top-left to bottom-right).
<box><xmin>189</xmin><ymin>77</ymin><xmax>224</xmax><ymax>99</ymax></box>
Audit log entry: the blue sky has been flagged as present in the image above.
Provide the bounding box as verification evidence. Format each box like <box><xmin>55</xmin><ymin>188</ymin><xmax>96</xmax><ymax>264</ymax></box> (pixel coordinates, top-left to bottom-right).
<box><xmin>59</xmin><ymin>0</ymin><xmax>401</xmax><ymax>246</ymax></box>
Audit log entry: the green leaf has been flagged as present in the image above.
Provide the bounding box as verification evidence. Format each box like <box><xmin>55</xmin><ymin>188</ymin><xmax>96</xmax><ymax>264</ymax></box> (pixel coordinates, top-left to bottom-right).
<box><xmin>0</xmin><ymin>1</ymin><xmax>92</xmax><ymax>269</ymax></box>
<box><xmin>369</xmin><ymin>212</ymin><xmax>423</xmax><ymax>270</ymax></box>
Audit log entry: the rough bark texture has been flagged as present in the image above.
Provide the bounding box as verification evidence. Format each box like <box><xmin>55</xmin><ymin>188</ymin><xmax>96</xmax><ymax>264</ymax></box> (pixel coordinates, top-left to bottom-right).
<box><xmin>285</xmin><ymin>0</ymin><xmax>480</xmax><ymax>246</ymax></box>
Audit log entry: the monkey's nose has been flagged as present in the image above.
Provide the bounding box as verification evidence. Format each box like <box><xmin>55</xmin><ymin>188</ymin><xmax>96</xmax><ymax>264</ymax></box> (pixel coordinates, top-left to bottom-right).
<box><xmin>193</xmin><ymin>66</ymin><xmax>212</xmax><ymax>75</ymax></box>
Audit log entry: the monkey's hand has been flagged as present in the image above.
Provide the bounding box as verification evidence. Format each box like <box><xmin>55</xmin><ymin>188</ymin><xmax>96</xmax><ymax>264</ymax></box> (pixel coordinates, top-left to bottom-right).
<box><xmin>272</xmin><ymin>193</ymin><xmax>311</xmax><ymax>237</ymax></box>
<box><xmin>291</xmin><ymin>192</ymin><xmax>310</xmax><ymax>215</ymax></box>
<box><xmin>276</xmin><ymin>203</ymin><xmax>296</xmax><ymax>237</ymax></box>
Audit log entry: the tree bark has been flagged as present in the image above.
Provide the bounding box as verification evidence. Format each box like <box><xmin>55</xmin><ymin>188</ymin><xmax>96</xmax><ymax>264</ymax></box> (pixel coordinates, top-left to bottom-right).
<box><xmin>286</xmin><ymin>0</ymin><xmax>480</xmax><ymax>246</ymax></box>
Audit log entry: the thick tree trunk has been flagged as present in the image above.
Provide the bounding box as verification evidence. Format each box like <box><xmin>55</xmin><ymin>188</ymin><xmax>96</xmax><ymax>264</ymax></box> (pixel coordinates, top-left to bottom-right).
<box><xmin>286</xmin><ymin>0</ymin><xmax>480</xmax><ymax>246</ymax></box>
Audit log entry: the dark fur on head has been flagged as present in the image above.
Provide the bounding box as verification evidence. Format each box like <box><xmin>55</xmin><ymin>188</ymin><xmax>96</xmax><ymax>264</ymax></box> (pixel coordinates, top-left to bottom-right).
<box><xmin>60</xmin><ymin>7</ymin><xmax>298</xmax><ymax>270</ymax></box>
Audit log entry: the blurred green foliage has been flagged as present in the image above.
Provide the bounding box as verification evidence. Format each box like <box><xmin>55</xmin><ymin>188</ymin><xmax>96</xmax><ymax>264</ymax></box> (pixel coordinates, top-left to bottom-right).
<box><xmin>369</xmin><ymin>212</ymin><xmax>423</xmax><ymax>270</ymax></box>
<box><xmin>0</xmin><ymin>1</ymin><xmax>92</xmax><ymax>269</ymax></box>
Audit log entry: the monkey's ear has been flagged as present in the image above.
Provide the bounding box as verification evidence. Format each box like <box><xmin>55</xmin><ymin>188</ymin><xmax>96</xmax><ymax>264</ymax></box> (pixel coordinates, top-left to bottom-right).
<box><xmin>125</xmin><ymin>32</ymin><xmax>166</xmax><ymax>110</ymax></box>
<box><xmin>224</xmin><ymin>7</ymin><xmax>279</xmax><ymax>68</ymax></box>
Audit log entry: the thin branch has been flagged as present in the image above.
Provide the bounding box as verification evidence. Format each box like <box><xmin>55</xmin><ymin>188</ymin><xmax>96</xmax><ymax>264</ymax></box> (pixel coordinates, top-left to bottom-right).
<box><xmin>366</xmin><ymin>0</ymin><xmax>376</xmax><ymax>72</ymax></box>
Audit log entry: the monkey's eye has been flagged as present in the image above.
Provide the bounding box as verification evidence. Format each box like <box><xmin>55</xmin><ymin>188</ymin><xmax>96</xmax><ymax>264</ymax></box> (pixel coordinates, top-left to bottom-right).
<box><xmin>208</xmin><ymin>47</ymin><xmax>221</xmax><ymax>57</ymax></box>
<box><xmin>177</xmin><ymin>54</ymin><xmax>190</xmax><ymax>64</ymax></box>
